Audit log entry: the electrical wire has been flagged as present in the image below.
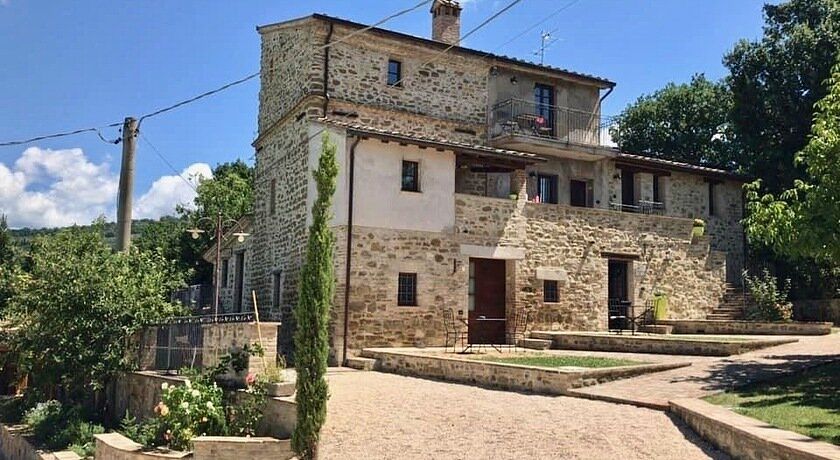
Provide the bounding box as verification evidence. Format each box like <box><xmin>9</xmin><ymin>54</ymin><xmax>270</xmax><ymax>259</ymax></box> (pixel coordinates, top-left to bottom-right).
<box><xmin>0</xmin><ymin>1</ymin><xmax>435</xmax><ymax>148</ymax></box>
<box><xmin>493</xmin><ymin>0</ymin><xmax>580</xmax><ymax>53</ymax></box>
<box><xmin>0</xmin><ymin>122</ymin><xmax>122</xmax><ymax>148</ymax></box>
<box><xmin>389</xmin><ymin>0</ymin><xmax>525</xmax><ymax>87</ymax></box>
<box><xmin>140</xmin><ymin>132</ymin><xmax>199</xmax><ymax>192</ymax></box>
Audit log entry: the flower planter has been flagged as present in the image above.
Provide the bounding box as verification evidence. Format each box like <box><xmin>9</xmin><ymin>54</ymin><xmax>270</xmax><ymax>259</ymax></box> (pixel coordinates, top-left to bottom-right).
<box><xmin>509</xmin><ymin>194</ymin><xmax>518</xmax><ymax>201</ymax></box>
<box><xmin>691</xmin><ymin>225</ymin><xmax>705</xmax><ymax>238</ymax></box>
<box><xmin>265</xmin><ymin>382</ymin><xmax>295</xmax><ymax>398</ymax></box>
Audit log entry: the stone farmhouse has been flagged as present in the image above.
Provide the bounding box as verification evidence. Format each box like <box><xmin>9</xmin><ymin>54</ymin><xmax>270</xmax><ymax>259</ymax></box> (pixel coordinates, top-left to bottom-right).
<box><xmin>215</xmin><ymin>1</ymin><xmax>746</xmax><ymax>363</ymax></box>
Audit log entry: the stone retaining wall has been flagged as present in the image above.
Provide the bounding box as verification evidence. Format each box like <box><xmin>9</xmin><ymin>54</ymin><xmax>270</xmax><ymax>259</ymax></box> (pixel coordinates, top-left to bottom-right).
<box><xmin>361</xmin><ymin>348</ymin><xmax>689</xmax><ymax>394</ymax></box>
<box><xmin>113</xmin><ymin>372</ymin><xmax>296</xmax><ymax>439</ymax></box>
<box><xmin>0</xmin><ymin>423</ymin><xmax>80</xmax><ymax>460</ymax></box>
<box><xmin>530</xmin><ymin>332</ymin><xmax>798</xmax><ymax>357</ymax></box>
<box><xmin>793</xmin><ymin>299</ymin><xmax>840</xmax><ymax>326</ymax></box>
<box><xmin>138</xmin><ymin>322</ymin><xmax>281</xmax><ymax>375</ymax></box>
<box><xmin>670</xmin><ymin>398</ymin><xmax>840</xmax><ymax>460</ymax></box>
<box><xmin>94</xmin><ymin>433</ymin><xmax>294</xmax><ymax>460</ymax></box>
<box><xmin>657</xmin><ymin>319</ymin><xmax>833</xmax><ymax>336</ymax></box>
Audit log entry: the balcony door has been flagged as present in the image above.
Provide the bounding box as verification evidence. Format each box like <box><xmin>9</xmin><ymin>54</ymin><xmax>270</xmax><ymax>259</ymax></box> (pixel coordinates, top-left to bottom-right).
<box><xmin>534</xmin><ymin>84</ymin><xmax>555</xmax><ymax>137</ymax></box>
<box><xmin>621</xmin><ymin>169</ymin><xmax>636</xmax><ymax>210</ymax></box>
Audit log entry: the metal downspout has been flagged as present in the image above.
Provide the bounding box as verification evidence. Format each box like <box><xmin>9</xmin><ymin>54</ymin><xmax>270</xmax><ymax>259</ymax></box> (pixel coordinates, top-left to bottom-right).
<box><xmin>322</xmin><ymin>23</ymin><xmax>334</xmax><ymax>116</ymax></box>
<box><xmin>342</xmin><ymin>136</ymin><xmax>361</xmax><ymax>366</ymax></box>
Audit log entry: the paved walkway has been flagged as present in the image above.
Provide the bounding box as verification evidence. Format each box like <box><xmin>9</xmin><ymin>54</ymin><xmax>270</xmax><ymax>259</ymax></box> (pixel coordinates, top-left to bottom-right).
<box><xmin>321</xmin><ymin>370</ymin><xmax>728</xmax><ymax>460</ymax></box>
<box><xmin>568</xmin><ymin>332</ymin><xmax>839</xmax><ymax>409</ymax></box>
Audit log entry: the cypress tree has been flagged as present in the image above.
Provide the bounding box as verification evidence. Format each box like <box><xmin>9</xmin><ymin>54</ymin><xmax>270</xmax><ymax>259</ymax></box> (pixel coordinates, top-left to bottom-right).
<box><xmin>292</xmin><ymin>132</ymin><xmax>338</xmax><ymax>459</ymax></box>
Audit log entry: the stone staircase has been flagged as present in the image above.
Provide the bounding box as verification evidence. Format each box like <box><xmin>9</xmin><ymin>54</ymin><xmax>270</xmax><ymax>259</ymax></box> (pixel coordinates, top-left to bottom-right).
<box><xmin>706</xmin><ymin>284</ymin><xmax>751</xmax><ymax>320</ymax></box>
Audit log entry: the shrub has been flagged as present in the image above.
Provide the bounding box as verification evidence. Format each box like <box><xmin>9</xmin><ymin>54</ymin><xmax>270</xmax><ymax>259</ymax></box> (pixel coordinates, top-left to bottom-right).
<box><xmin>152</xmin><ymin>379</ymin><xmax>226</xmax><ymax>451</ymax></box>
<box><xmin>743</xmin><ymin>268</ymin><xmax>793</xmax><ymax>321</ymax></box>
<box><xmin>66</xmin><ymin>420</ymin><xmax>105</xmax><ymax>458</ymax></box>
<box><xmin>24</xmin><ymin>400</ymin><xmax>68</xmax><ymax>449</ymax></box>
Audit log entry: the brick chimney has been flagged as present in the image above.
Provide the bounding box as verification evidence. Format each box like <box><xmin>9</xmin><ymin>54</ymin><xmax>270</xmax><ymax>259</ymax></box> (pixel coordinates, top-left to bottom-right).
<box><xmin>431</xmin><ymin>0</ymin><xmax>462</xmax><ymax>45</ymax></box>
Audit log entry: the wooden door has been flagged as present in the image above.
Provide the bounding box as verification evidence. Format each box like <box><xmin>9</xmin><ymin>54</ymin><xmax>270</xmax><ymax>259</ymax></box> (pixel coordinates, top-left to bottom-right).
<box><xmin>621</xmin><ymin>169</ymin><xmax>636</xmax><ymax>208</ymax></box>
<box><xmin>469</xmin><ymin>259</ymin><xmax>507</xmax><ymax>344</ymax></box>
<box><xmin>608</xmin><ymin>260</ymin><xmax>630</xmax><ymax>329</ymax></box>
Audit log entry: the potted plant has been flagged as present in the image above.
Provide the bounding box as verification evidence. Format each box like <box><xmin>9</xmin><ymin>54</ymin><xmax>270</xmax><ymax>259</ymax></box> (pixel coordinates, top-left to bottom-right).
<box><xmin>691</xmin><ymin>218</ymin><xmax>705</xmax><ymax>238</ymax></box>
<box><xmin>263</xmin><ymin>357</ymin><xmax>295</xmax><ymax>397</ymax></box>
<box><xmin>509</xmin><ymin>193</ymin><xmax>518</xmax><ymax>201</ymax></box>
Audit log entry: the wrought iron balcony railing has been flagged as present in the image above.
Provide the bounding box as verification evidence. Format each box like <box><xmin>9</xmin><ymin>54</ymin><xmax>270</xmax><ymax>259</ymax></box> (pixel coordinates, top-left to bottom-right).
<box><xmin>609</xmin><ymin>200</ymin><xmax>666</xmax><ymax>215</ymax></box>
<box><xmin>490</xmin><ymin>99</ymin><xmax>603</xmax><ymax>146</ymax></box>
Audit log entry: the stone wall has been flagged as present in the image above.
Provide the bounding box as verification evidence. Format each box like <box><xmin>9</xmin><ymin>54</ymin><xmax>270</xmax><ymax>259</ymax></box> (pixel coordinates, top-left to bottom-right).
<box><xmin>331</xmin><ymin>193</ymin><xmax>729</xmax><ymax>355</ymax></box>
<box><xmin>361</xmin><ymin>348</ymin><xmax>689</xmax><ymax>395</ymax></box>
<box><xmin>94</xmin><ymin>433</ymin><xmax>294</xmax><ymax>460</ymax></box>
<box><xmin>530</xmin><ymin>332</ymin><xmax>797</xmax><ymax>357</ymax></box>
<box><xmin>0</xmin><ymin>423</ymin><xmax>79</xmax><ymax>460</ymax></box>
<box><xmin>113</xmin><ymin>372</ymin><xmax>296</xmax><ymax>440</ymax></box>
<box><xmin>670</xmin><ymin>398</ymin><xmax>840</xmax><ymax>460</ymax></box>
<box><xmin>657</xmin><ymin>319</ymin><xmax>832</xmax><ymax>336</ymax></box>
<box><xmin>251</xmin><ymin>112</ymin><xmax>317</xmax><ymax>333</ymax></box>
<box><xmin>137</xmin><ymin>322</ymin><xmax>280</xmax><ymax>375</ymax></box>
<box><xmin>456</xmin><ymin>194</ymin><xmax>728</xmax><ymax>331</ymax></box>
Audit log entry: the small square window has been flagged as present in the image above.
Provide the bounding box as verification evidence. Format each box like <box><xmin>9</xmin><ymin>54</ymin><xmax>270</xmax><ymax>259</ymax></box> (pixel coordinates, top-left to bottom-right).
<box><xmin>397</xmin><ymin>273</ymin><xmax>417</xmax><ymax>306</ymax></box>
<box><xmin>402</xmin><ymin>160</ymin><xmax>420</xmax><ymax>192</ymax></box>
<box><xmin>544</xmin><ymin>280</ymin><xmax>559</xmax><ymax>303</ymax></box>
<box><xmin>387</xmin><ymin>59</ymin><xmax>402</xmax><ymax>87</ymax></box>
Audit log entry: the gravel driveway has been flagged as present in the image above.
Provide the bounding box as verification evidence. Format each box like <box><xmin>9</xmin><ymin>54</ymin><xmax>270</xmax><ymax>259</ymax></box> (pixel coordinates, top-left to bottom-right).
<box><xmin>320</xmin><ymin>370</ymin><xmax>727</xmax><ymax>460</ymax></box>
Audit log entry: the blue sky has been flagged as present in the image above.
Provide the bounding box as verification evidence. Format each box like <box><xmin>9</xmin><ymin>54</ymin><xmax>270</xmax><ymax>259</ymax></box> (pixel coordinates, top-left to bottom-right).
<box><xmin>0</xmin><ymin>0</ymin><xmax>768</xmax><ymax>228</ymax></box>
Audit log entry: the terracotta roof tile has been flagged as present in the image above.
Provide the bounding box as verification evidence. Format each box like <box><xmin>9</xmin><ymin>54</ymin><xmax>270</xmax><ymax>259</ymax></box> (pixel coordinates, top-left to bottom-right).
<box><xmin>316</xmin><ymin>118</ymin><xmax>545</xmax><ymax>163</ymax></box>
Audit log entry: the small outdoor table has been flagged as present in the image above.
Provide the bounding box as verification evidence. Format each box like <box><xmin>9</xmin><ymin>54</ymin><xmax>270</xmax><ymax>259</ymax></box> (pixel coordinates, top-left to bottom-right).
<box><xmin>460</xmin><ymin>316</ymin><xmax>507</xmax><ymax>354</ymax></box>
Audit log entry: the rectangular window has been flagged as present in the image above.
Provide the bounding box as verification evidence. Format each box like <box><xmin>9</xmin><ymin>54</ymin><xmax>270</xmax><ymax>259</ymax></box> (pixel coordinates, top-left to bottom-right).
<box><xmin>537</xmin><ymin>174</ymin><xmax>558</xmax><ymax>204</ymax></box>
<box><xmin>272</xmin><ymin>270</ymin><xmax>284</xmax><ymax>309</ymax></box>
<box><xmin>270</xmin><ymin>179</ymin><xmax>277</xmax><ymax>215</ymax></box>
<box><xmin>653</xmin><ymin>175</ymin><xmax>661</xmax><ymax>203</ymax></box>
<box><xmin>221</xmin><ymin>259</ymin><xmax>229</xmax><ymax>288</ymax></box>
<box><xmin>570</xmin><ymin>179</ymin><xmax>590</xmax><ymax>207</ymax></box>
<box><xmin>397</xmin><ymin>273</ymin><xmax>417</xmax><ymax>306</ymax></box>
<box><xmin>544</xmin><ymin>280</ymin><xmax>559</xmax><ymax>303</ymax></box>
<box><xmin>708</xmin><ymin>182</ymin><xmax>716</xmax><ymax>216</ymax></box>
<box><xmin>401</xmin><ymin>160</ymin><xmax>420</xmax><ymax>192</ymax></box>
<box><xmin>387</xmin><ymin>59</ymin><xmax>402</xmax><ymax>87</ymax></box>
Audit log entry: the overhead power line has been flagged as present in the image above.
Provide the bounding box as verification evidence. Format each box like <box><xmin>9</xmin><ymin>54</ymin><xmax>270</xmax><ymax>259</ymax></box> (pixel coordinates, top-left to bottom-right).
<box><xmin>390</xmin><ymin>0</ymin><xmax>526</xmax><ymax>87</ymax></box>
<box><xmin>139</xmin><ymin>132</ymin><xmax>198</xmax><ymax>192</ymax></box>
<box><xmin>493</xmin><ymin>0</ymin><xmax>580</xmax><ymax>53</ymax></box>
<box><xmin>0</xmin><ymin>1</ymin><xmax>434</xmax><ymax>149</ymax></box>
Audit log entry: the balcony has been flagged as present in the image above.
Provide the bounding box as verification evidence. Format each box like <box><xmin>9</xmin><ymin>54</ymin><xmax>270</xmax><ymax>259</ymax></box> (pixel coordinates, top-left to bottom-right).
<box><xmin>489</xmin><ymin>99</ymin><xmax>614</xmax><ymax>160</ymax></box>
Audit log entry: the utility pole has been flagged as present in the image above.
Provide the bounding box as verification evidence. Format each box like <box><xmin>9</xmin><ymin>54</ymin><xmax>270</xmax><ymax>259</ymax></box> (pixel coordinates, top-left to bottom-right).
<box><xmin>115</xmin><ymin>117</ymin><xmax>137</xmax><ymax>252</ymax></box>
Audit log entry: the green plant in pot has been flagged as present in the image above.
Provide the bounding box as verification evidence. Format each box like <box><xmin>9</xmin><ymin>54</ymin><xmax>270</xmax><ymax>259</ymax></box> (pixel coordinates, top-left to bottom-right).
<box><xmin>691</xmin><ymin>218</ymin><xmax>705</xmax><ymax>237</ymax></box>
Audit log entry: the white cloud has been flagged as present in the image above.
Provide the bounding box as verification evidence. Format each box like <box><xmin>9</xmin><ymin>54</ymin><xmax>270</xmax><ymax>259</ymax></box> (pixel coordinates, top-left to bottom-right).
<box><xmin>0</xmin><ymin>146</ymin><xmax>213</xmax><ymax>228</ymax></box>
<box><xmin>134</xmin><ymin>163</ymin><xmax>212</xmax><ymax>219</ymax></box>
<box><xmin>0</xmin><ymin>147</ymin><xmax>118</xmax><ymax>228</ymax></box>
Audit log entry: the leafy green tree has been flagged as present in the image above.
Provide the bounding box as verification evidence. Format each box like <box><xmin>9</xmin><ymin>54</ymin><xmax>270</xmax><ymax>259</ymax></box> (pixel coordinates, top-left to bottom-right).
<box><xmin>180</xmin><ymin>160</ymin><xmax>254</xmax><ymax>224</ymax></box>
<box><xmin>0</xmin><ymin>215</ymin><xmax>19</xmax><ymax>312</ymax></box>
<box><xmin>173</xmin><ymin>160</ymin><xmax>255</xmax><ymax>284</ymax></box>
<box><xmin>291</xmin><ymin>134</ymin><xmax>337</xmax><ymax>460</ymax></box>
<box><xmin>611</xmin><ymin>74</ymin><xmax>737</xmax><ymax>168</ymax></box>
<box><xmin>725</xmin><ymin>0</ymin><xmax>840</xmax><ymax>193</ymax></box>
<box><xmin>745</xmin><ymin>60</ymin><xmax>840</xmax><ymax>264</ymax></box>
<box><xmin>6</xmin><ymin>223</ymin><xmax>185</xmax><ymax>402</ymax></box>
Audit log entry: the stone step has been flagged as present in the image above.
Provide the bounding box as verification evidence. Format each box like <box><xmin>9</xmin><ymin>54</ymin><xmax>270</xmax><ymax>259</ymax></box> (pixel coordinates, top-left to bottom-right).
<box><xmin>638</xmin><ymin>324</ymin><xmax>673</xmax><ymax>335</ymax></box>
<box><xmin>517</xmin><ymin>338</ymin><xmax>552</xmax><ymax>350</ymax></box>
<box><xmin>706</xmin><ymin>314</ymin><xmax>742</xmax><ymax>320</ymax></box>
<box><xmin>345</xmin><ymin>357</ymin><xmax>377</xmax><ymax>371</ymax></box>
<box><xmin>712</xmin><ymin>307</ymin><xmax>745</xmax><ymax>313</ymax></box>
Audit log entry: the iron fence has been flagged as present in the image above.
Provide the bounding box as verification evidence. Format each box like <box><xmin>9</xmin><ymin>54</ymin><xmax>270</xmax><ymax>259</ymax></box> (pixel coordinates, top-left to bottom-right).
<box><xmin>141</xmin><ymin>313</ymin><xmax>257</xmax><ymax>371</ymax></box>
